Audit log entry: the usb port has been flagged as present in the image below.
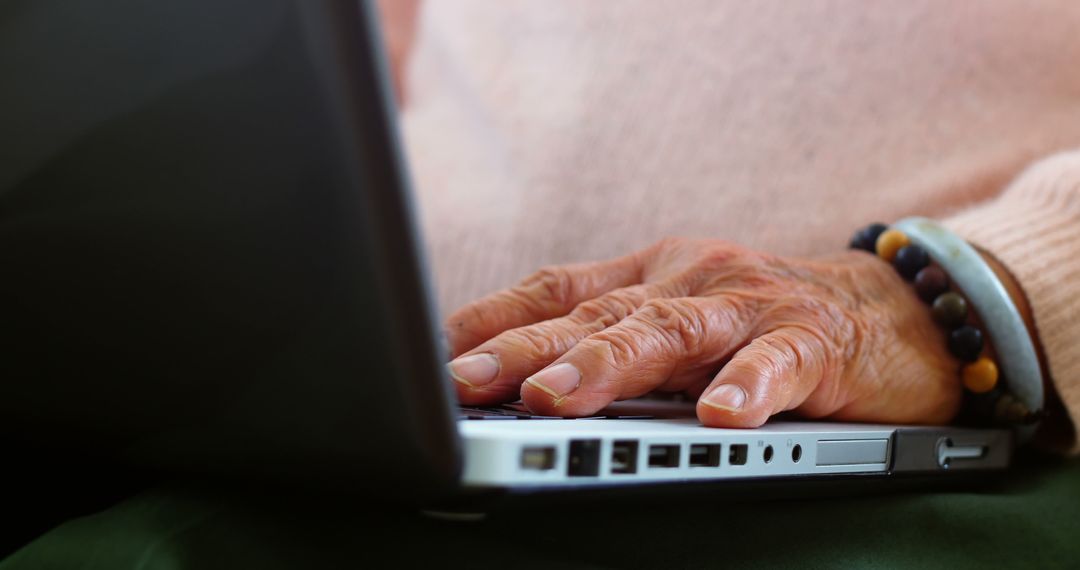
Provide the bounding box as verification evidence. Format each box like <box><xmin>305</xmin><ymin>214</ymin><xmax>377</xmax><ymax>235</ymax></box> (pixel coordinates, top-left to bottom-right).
<box><xmin>520</xmin><ymin>446</ymin><xmax>556</xmax><ymax>471</ymax></box>
<box><xmin>689</xmin><ymin>444</ymin><xmax>721</xmax><ymax>467</ymax></box>
<box><xmin>729</xmin><ymin>444</ymin><xmax>748</xmax><ymax>466</ymax></box>
<box><xmin>568</xmin><ymin>439</ymin><xmax>601</xmax><ymax>477</ymax></box>
<box><xmin>648</xmin><ymin>445</ymin><xmax>680</xmax><ymax>468</ymax></box>
<box><xmin>611</xmin><ymin>440</ymin><xmax>639</xmax><ymax>474</ymax></box>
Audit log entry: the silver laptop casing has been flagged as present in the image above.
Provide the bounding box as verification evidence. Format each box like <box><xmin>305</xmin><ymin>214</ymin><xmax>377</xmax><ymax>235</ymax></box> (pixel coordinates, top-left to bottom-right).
<box><xmin>460</xmin><ymin>416</ymin><xmax>1012</xmax><ymax>490</ymax></box>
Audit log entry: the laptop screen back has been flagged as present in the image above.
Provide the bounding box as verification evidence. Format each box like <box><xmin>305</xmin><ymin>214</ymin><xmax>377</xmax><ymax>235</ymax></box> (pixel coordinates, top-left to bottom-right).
<box><xmin>0</xmin><ymin>0</ymin><xmax>460</xmax><ymax>496</ymax></box>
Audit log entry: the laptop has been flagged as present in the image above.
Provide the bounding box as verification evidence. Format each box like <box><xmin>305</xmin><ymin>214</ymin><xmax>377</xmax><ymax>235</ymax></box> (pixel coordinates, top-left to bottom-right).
<box><xmin>0</xmin><ymin>0</ymin><xmax>1015</xmax><ymax>500</ymax></box>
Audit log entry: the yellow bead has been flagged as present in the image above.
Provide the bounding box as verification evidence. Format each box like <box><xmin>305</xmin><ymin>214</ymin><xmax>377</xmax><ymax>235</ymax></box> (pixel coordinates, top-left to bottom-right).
<box><xmin>875</xmin><ymin>229</ymin><xmax>911</xmax><ymax>262</ymax></box>
<box><xmin>962</xmin><ymin>357</ymin><xmax>999</xmax><ymax>393</ymax></box>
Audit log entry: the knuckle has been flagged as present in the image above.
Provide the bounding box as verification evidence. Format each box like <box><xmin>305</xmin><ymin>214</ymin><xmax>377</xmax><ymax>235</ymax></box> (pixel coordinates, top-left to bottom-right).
<box><xmin>694</xmin><ymin>240</ymin><xmax>748</xmax><ymax>266</ymax></box>
<box><xmin>581</xmin><ymin>327</ymin><xmax>646</xmax><ymax>370</ymax></box>
<box><xmin>570</xmin><ymin>286</ymin><xmax>649</xmax><ymax>326</ymax></box>
<box><xmin>634</xmin><ymin>298</ymin><xmax>710</xmax><ymax>356</ymax></box>
<box><xmin>520</xmin><ymin>266</ymin><xmax>576</xmax><ymax>308</ymax></box>
<box><xmin>698</xmin><ymin>242</ymin><xmax>743</xmax><ymax>265</ymax></box>
<box><xmin>669</xmin><ymin>241</ymin><xmax>774</xmax><ymax>290</ymax></box>
<box><xmin>653</xmin><ymin>236</ymin><xmax>737</xmax><ymax>261</ymax></box>
<box><xmin>753</xmin><ymin>331</ymin><xmax>807</xmax><ymax>373</ymax></box>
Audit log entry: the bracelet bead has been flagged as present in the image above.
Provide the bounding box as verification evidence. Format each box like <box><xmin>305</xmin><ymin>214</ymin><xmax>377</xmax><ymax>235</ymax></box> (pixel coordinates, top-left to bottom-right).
<box><xmin>949</xmin><ymin>325</ymin><xmax>985</xmax><ymax>362</ymax></box>
<box><xmin>849</xmin><ymin>223</ymin><xmax>889</xmax><ymax>253</ymax></box>
<box><xmin>875</xmin><ymin>229</ymin><xmax>911</xmax><ymax>262</ymax></box>
<box><xmin>914</xmin><ymin>266</ymin><xmax>949</xmax><ymax>303</ymax></box>
<box><xmin>995</xmin><ymin>394</ymin><xmax>1032</xmax><ymax>424</ymax></box>
<box><xmin>931</xmin><ymin>292</ymin><xmax>968</xmax><ymax>328</ymax></box>
<box><xmin>962</xmin><ymin>357</ymin><xmax>999</xmax><ymax>393</ymax></box>
<box><xmin>893</xmin><ymin>245</ymin><xmax>930</xmax><ymax>280</ymax></box>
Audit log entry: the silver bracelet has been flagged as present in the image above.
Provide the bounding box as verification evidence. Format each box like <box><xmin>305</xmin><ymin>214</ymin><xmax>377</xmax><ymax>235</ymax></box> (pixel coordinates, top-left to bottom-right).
<box><xmin>895</xmin><ymin>217</ymin><xmax>1044</xmax><ymax>441</ymax></box>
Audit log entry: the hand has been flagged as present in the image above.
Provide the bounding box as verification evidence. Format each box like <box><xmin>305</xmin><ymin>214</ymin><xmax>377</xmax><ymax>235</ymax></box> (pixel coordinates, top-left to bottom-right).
<box><xmin>445</xmin><ymin>237</ymin><xmax>962</xmax><ymax>427</ymax></box>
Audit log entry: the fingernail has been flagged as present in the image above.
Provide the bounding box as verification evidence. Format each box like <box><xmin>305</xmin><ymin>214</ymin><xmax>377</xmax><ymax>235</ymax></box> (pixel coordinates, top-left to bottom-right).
<box><xmin>525</xmin><ymin>363</ymin><xmax>581</xmax><ymax>400</ymax></box>
<box><xmin>701</xmin><ymin>384</ymin><xmax>747</xmax><ymax>412</ymax></box>
<box><xmin>448</xmin><ymin>353</ymin><xmax>500</xmax><ymax>387</ymax></box>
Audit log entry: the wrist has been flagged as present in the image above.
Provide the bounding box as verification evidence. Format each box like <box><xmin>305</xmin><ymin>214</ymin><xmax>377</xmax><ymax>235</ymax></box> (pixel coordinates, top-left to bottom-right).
<box><xmin>857</xmin><ymin>217</ymin><xmax>1047</xmax><ymax>437</ymax></box>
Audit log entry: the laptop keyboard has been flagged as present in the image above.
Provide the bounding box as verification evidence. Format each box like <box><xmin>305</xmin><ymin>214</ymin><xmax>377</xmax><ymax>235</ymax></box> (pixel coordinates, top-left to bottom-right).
<box><xmin>458</xmin><ymin>401</ymin><xmax>655</xmax><ymax>421</ymax></box>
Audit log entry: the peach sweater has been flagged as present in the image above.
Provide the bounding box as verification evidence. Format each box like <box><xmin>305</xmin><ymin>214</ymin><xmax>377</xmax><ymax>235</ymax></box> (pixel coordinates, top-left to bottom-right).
<box><xmin>394</xmin><ymin>1</ymin><xmax>1080</xmax><ymax>448</ymax></box>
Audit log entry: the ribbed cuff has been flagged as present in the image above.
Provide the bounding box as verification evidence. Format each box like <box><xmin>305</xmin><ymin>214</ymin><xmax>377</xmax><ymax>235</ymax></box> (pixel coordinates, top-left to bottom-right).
<box><xmin>943</xmin><ymin>151</ymin><xmax>1080</xmax><ymax>453</ymax></box>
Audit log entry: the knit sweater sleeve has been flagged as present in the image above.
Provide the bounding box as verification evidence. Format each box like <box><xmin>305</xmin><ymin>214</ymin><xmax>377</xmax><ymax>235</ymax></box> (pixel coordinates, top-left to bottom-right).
<box><xmin>944</xmin><ymin>150</ymin><xmax>1080</xmax><ymax>452</ymax></box>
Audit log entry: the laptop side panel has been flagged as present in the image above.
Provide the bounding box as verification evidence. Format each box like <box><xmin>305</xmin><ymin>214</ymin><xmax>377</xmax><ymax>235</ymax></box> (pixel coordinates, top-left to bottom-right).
<box><xmin>459</xmin><ymin>421</ymin><xmax>1012</xmax><ymax>489</ymax></box>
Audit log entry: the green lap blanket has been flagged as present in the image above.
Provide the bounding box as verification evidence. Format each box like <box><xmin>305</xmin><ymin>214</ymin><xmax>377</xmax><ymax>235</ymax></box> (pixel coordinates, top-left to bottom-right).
<box><xmin>4</xmin><ymin>453</ymin><xmax>1079</xmax><ymax>570</ymax></box>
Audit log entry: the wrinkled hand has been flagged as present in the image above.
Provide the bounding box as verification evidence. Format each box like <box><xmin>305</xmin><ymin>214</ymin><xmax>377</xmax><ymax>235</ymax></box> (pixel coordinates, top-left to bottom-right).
<box><xmin>445</xmin><ymin>238</ymin><xmax>961</xmax><ymax>427</ymax></box>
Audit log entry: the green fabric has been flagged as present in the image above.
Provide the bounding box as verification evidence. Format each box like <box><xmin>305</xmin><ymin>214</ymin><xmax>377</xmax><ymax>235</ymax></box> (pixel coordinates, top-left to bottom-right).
<box><xmin>4</xmin><ymin>453</ymin><xmax>1079</xmax><ymax>570</ymax></box>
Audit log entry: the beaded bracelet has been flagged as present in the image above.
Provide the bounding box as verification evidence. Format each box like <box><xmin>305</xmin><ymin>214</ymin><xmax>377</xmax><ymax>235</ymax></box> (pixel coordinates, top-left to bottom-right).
<box><xmin>849</xmin><ymin>223</ymin><xmax>1038</xmax><ymax>427</ymax></box>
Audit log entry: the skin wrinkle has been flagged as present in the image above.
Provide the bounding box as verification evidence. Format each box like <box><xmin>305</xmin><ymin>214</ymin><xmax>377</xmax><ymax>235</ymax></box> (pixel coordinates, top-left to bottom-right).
<box><xmin>770</xmin><ymin>331</ymin><xmax>814</xmax><ymax>414</ymax></box>
<box><xmin>519</xmin><ymin>268</ymin><xmax>598</xmax><ymax>317</ymax></box>
<box><xmin>523</xmin><ymin>266</ymin><xmax>578</xmax><ymax>310</ymax></box>
<box><xmin>779</xmin><ymin>323</ymin><xmax>845</xmax><ymax>415</ymax></box>
<box><xmin>571</xmin><ymin>284</ymin><xmax>655</xmax><ymax>324</ymax></box>
<box><xmin>755</xmin><ymin>246</ymin><xmax>957</xmax><ymax>422</ymax></box>
<box><xmin>836</xmin><ymin>254</ymin><xmax>960</xmax><ymax>422</ymax></box>
<box><xmin>586</xmin><ymin>329</ymin><xmax>648</xmax><ymax>374</ymax></box>
<box><xmin>743</xmin><ymin>335</ymin><xmax>798</xmax><ymax>411</ymax></box>
<box><xmin>637</xmin><ymin>298</ymin><xmax>712</xmax><ymax>357</ymax></box>
<box><xmin>500</xmin><ymin>326</ymin><xmax>566</xmax><ymax>360</ymax></box>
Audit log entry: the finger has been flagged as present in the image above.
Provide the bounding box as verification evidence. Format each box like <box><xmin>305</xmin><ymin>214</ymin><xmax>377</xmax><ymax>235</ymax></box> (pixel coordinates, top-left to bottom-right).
<box><xmin>696</xmin><ymin>326</ymin><xmax>834</xmax><ymax>428</ymax></box>
<box><xmin>444</xmin><ymin>254</ymin><xmax>644</xmax><ymax>357</ymax></box>
<box><xmin>520</xmin><ymin>297</ymin><xmax>752</xmax><ymax>416</ymax></box>
<box><xmin>449</xmin><ymin>283</ymin><xmax>675</xmax><ymax>405</ymax></box>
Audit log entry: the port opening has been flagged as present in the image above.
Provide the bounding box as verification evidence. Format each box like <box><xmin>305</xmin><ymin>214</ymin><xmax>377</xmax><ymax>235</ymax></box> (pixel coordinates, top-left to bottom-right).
<box><xmin>611</xmin><ymin>440</ymin><xmax>639</xmax><ymax>474</ymax></box>
<box><xmin>520</xmin><ymin>446</ymin><xmax>556</xmax><ymax>471</ymax></box>
<box><xmin>763</xmin><ymin>445</ymin><xmax>774</xmax><ymax>463</ymax></box>
<box><xmin>647</xmin><ymin>445</ymin><xmax>680</xmax><ymax>468</ymax></box>
<box><xmin>791</xmin><ymin>444</ymin><xmax>802</xmax><ymax>463</ymax></box>
<box><xmin>728</xmin><ymin>444</ymin><xmax>748</xmax><ymax>466</ymax></box>
<box><xmin>689</xmin><ymin>444</ymin><xmax>721</xmax><ymax>467</ymax></box>
<box><xmin>568</xmin><ymin>439</ymin><xmax>601</xmax><ymax>477</ymax></box>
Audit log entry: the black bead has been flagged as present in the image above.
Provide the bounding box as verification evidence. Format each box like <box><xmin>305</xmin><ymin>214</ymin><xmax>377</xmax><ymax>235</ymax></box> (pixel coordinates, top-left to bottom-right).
<box><xmin>949</xmin><ymin>325</ymin><xmax>984</xmax><ymax>362</ymax></box>
<box><xmin>893</xmin><ymin>245</ymin><xmax>930</xmax><ymax>280</ymax></box>
<box><xmin>849</xmin><ymin>223</ymin><xmax>888</xmax><ymax>252</ymax></box>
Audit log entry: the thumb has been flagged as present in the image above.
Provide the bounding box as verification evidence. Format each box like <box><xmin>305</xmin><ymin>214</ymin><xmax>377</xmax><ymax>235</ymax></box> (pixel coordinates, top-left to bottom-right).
<box><xmin>696</xmin><ymin>326</ymin><xmax>835</xmax><ymax>428</ymax></box>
